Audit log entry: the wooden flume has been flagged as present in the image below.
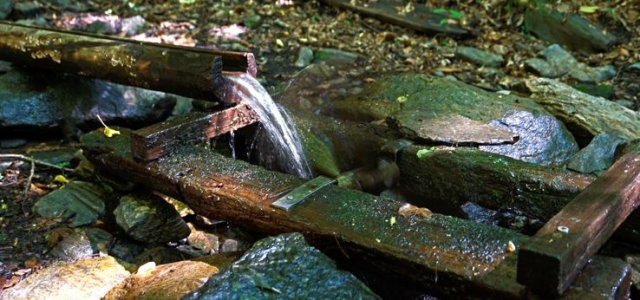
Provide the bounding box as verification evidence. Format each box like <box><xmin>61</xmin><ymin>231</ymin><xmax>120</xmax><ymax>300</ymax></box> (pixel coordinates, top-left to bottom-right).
<box><xmin>0</xmin><ymin>21</ymin><xmax>255</xmax><ymax>103</ymax></box>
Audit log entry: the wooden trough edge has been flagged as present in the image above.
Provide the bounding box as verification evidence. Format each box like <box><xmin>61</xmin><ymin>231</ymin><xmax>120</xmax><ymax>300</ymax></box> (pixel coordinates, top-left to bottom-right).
<box><xmin>517</xmin><ymin>153</ymin><xmax>640</xmax><ymax>296</ymax></box>
<box><xmin>80</xmin><ymin>128</ymin><xmax>632</xmax><ymax>299</ymax></box>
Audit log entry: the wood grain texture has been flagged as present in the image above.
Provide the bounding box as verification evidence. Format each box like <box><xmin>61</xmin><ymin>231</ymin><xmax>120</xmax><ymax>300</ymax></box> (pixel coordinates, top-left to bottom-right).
<box><xmin>517</xmin><ymin>153</ymin><xmax>640</xmax><ymax>295</ymax></box>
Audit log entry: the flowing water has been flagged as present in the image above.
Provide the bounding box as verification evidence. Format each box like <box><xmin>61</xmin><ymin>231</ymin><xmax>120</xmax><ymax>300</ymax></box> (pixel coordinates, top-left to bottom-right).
<box><xmin>226</xmin><ymin>73</ymin><xmax>312</xmax><ymax>179</ymax></box>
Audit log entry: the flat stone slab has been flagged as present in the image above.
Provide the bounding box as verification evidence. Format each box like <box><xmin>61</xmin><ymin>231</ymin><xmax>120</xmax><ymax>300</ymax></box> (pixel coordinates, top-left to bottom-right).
<box><xmin>390</xmin><ymin>114</ymin><xmax>518</xmax><ymax>145</ymax></box>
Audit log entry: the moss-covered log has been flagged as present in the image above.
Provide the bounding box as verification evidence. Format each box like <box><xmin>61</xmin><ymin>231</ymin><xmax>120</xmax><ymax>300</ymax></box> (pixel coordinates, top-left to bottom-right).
<box><xmin>397</xmin><ymin>145</ymin><xmax>594</xmax><ymax>219</ymax></box>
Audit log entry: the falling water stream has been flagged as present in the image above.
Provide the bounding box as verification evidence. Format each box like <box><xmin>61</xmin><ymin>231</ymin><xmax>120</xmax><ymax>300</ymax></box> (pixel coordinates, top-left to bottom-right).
<box><xmin>226</xmin><ymin>73</ymin><xmax>312</xmax><ymax>179</ymax></box>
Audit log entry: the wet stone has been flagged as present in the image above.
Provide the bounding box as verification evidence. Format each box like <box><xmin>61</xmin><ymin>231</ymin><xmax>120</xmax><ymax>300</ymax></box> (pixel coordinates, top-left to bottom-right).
<box><xmin>108</xmin><ymin>238</ymin><xmax>145</xmax><ymax>263</ymax></box>
<box><xmin>525</xmin><ymin>44</ymin><xmax>616</xmax><ymax>82</ymax></box>
<box><xmin>2</xmin><ymin>256</ymin><xmax>129</xmax><ymax>300</ymax></box>
<box><xmin>186</xmin><ymin>223</ymin><xmax>220</xmax><ymax>254</ymax></box>
<box><xmin>120</xmin><ymin>16</ymin><xmax>147</xmax><ymax>36</ymax></box>
<box><xmin>479</xmin><ymin>110</ymin><xmax>579</xmax><ymax>166</ymax></box>
<box><xmin>0</xmin><ymin>69</ymin><xmax>176</xmax><ymax>134</ymax></box>
<box><xmin>455</xmin><ymin>46</ymin><xmax>504</xmax><ymax>67</ymax></box>
<box><xmin>184</xmin><ymin>233</ymin><xmax>380</xmax><ymax>300</ymax></box>
<box><xmin>49</xmin><ymin>228</ymin><xmax>112</xmax><ymax>261</ymax></box>
<box><xmin>134</xmin><ymin>246</ymin><xmax>193</xmax><ymax>265</ymax></box>
<box><xmin>13</xmin><ymin>1</ymin><xmax>44</xmax><ymax>18</ymax></box>
<box><xmin>314</xmin><ymin>48</ymin><xmax>360</xmax><ymax>64</ymax></box>
<box><xmin>103</xmin><ymin>261</ymin><xmax>219</xmax><ymax>300</ymax></box>
<box><xmin>567</xmin><ymin>132</ymin><xmax>626</xmax><ymax>175</ymax></box>
<box><xmin>0</xmin><ymin>0</ymin><xmax>12</xmax><ymax>20</ymax></box>
<box><xmin>33</xmin><ymin>181</ymin><xmax>109</xmax><ymax>227</ymax></box>
<box><xmin>114</xmin><ymin>193</ymin><xmax>190</xmax><ymax>244</ymax></box>
<box><xmin>295</xmin><ymin>46</ymin><xmax>314</xmax><ymax>68</ymax></box>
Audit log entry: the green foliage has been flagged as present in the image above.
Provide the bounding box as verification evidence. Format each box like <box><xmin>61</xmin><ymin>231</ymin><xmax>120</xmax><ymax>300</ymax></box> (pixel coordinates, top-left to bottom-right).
<box><xmin>178</xmin><ymin>0</ymin><xmax>196</xmax><ymax>4</ymax></box>
<box><xmin>434</xmin><ymin>8</ymin><xmax>464</xmax><ymax>25</ymax></box>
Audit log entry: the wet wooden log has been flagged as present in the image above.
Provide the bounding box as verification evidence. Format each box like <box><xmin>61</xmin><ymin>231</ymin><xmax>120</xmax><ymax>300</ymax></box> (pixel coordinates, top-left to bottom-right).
<box><xmin>517</xmin><ymin>153</ymin><xmax>640</xmax><ymax>296</ymax></box>
<box><xmin>130</xmin><ymin>104</ymin><xmax>259</xmax><ymax>161</ymax></box>
<box><xmin>318</xmin><ymin>0</ymin><xmax>469</xmax><ymax>36</ymax></box>
<box><xmin>80</xmin><ymin>129</ymin><xmax>631</xmax><ymax>299</ymax></box>
<box><xmin>397</xmin><ymin>145</ymin><xmax>594</xmax><ymax>219</ymax></box>
<box><xmin>0</xmin><ymin>22</ymin><xmax>256</xmax><ymax>102</ymax></box>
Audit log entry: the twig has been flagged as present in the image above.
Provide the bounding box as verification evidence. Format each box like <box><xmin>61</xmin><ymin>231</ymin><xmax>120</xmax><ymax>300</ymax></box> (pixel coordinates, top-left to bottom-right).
<box><xmin>333</xmin><ymin>232</ymin><xmax>350</xmax><ymax>259</ymax></box>
<box><xmin>0</xmin><ymin>154</ymin><xmax>75</xmax><ymax>172</ymax></box>
<box><xmin>22</xmin><ymin>159</ymin><xmax>34</xmax><ymax>209</ymax></box>
<box><xmin>0</xmin><ymin>153</ymin><xmax>72</xmax><ymax>205</ymax></box>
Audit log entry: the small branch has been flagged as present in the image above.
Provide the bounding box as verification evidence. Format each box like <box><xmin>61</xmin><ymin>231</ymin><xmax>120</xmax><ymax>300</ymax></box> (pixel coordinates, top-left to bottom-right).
<box><xmin>0</xmin><ymin>154</ymin><xmax>75</xmax><ymax>172</ymax></box>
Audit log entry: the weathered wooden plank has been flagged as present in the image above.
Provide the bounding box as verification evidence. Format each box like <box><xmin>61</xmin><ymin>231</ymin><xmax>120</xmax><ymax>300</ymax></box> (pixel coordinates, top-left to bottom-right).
<box><xmin>130</xmin><ymin>104</ymin><xmax>258</xmax><ymax>161</ymax></box>
<box><xmin>81</xmin><ymin>129</ymin><xmax>633</xmax><ymax>299</ymax></box>
<box><xmin>318</xmin><ymin>0</ymin><xmax>469</xmax><ymax>35</ymax></box>
<box><xmin>0</xmin><ymin>22</ymin><xmax>255</xmax><ymax>102</ymax></box>
<box><xmin>517</xmin><ymin>153</ymin><xmax>640</xmax><ymax>296</ymax></box>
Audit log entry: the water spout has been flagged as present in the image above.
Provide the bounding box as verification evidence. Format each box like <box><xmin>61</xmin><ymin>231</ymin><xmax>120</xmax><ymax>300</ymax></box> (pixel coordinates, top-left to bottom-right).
<box><xmin>225</xmin><ymin>73</ymin><xmax>312</xmax><ymax>179</ymax></box>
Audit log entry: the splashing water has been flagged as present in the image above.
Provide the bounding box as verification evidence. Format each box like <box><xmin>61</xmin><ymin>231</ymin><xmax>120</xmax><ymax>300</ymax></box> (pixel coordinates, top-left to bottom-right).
<box><xmin>226</xmin><ymin>73</ymin><xmax>312</xmax><ymax>179</ymax></box>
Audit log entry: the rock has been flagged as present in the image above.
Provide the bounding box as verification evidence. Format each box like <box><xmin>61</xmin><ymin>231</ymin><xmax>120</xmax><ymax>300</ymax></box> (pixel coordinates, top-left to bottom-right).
<box><xmin>29</xmin><ymin>147</ymin><xmax>81</xmax><ymax>167</ymax></box>
<box><xmin>108</xmin><ymin>238</ymin><xmax>145</xmax><ymax>263</ymax></box>
<box><xmin>2</xmin><ymin>256</ymin><xmax>129</xmax><ymax>300</ymax></box>
<box><xmin>134</xmin><ymin>246</ymin><xmax>192</xmax><ymax>265</ymax></box>
<box><xmin>0</xmin><ymin>138</ymin><xmax>27</xmax><ymax>148</ymax></box>
<box><xmin>525</xmin><ymin>78</ymin><xmax>640</xmax><ymax>144</ymax></box>
<box><xmin>0</xmin><ymin>69</ymin><xmax>176</xmax><ymax>134</ymax></box>
<box><xmin>388</xmin><ymin>114</ymin><xmax>518</xmax><ymax>145</ymax></box>
<box><xmin>314</xmin><ymin>48</ymin><xmax>360</xmax><ymax>64</ymax></box>
<box><xmin>0</xmin><ymin>0</ymin><xmax>12</xmax><ymax>20</ymax></box>
<box><xmin>615</xmin><ymin>99</ymin><xmax>635</xmax><ymax>110</ymax></box>
<box><xmin>184</xmin><ymin>233</ymin><xmax>379</xmax><ymax>299</ymax></box>
<box><xmin>49</xmin><ymin>228</ymin><xmax>112</xmax><ymax>261</ymax></box>
<box><xmin>12</xmin><ymin>1</ymin><xmax>45</xmax><ymax>18</ymax></box>
<box><xmin>571</xmin><ymin>83</ymin><xmax>615</xmax><ymax>99</ymax></box>
<box><xmin>570</xmin><ymin>64</ymin><xmax>617</xmax><ymax>82</ymax></box>
<box><xmin>295</xmin><ymin>46</ymin><xmax>314</xmax><ymax>68</ymax></box>
<box><xmin>479</xmin><ymin>110</ymin><xmax>579</xmax><ymax>166</ymax></box>
<box><xmin>187</xmin><ymin>223</ymin><xmax>220</xmax><ymax>254</ymax></box>
<box><xmin>524</xmin><ymin>7</ymin><xmax>617</xmax><ymax>53</ymax></box>
<box><xmin>120</xmin><ymin>16</ymin><xmax>147</xmax><ymax>36</ymax></box>
<box><xmin>114</xmin><ymin>193</ymin><xmax>190</xmax><ymax>244</ymax></box>
<box><xmin>332</xmin><ymin>74</ymin><xmax>578</xmax><ymax>166</ymax></box>
<box><xmin>525</xmin><ymin>44</ymin><xmax>617</xmax><ymax>82</ymax></box>
<box><xmin>219</xmin><ymin>239</ymin><xmax>239</xmax><ymax>253</ymax></box>
<box><xmin>33</xmin><ymin>181</ymin><xmax>109</xmax><ymax>227</ymax></box>
<box><xmin>567</xmin><ymin>132</ymin><xmax>626</xmax><ymax>175</ymax></box>
<box><xmin>242</xmin><ymin>14</ymin><xmax>262</xmax><ymax>29</ymax></box>
<box><xmin>629</xmin><ymin>62</ymin><xmax>640</xmax><ymax>71</ymax></box>
<box><xmin>455</xmin><ymin>46</ymin><xmax>504</xmax><ymax>67</ymax></box>
<box><xmin>49</xmin><ymin>230</ymin><xmax>94</xmax><ymax>261</ymax></box>
<box><xmin>103</xmin><ymin>260</ymin><xmax>219</xmax><ymax>300</ymax></box>
<box><xmin>14</xmin><ymin>16</ymin><xmax>48</xmax><ymax>27</ymax></box>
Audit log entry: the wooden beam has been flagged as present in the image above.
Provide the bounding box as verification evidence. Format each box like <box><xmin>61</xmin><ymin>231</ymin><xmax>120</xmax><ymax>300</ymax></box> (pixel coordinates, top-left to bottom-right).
<box><xmin>0</xmin><ymin>22</ymin><xmax>256</xmax><ymax>102</ymax></box>
<box><xmin>517</xmin><ymin>153</ymin><xmax>640</xmax><ymax>296</ymax></box>
<box><xmin>318</xmin><ymin>0</ymin><xmax>469</xmax><ymax>36</ymax></box>
<box><xmin>130</xmin><ymin>104</ymin><xmax>258</xmax><ymax>161</ymax></box>
<box><xmin>80</xmin><ymin>129</ymin><xmax>632</xmax><ymax>299</ymax></box>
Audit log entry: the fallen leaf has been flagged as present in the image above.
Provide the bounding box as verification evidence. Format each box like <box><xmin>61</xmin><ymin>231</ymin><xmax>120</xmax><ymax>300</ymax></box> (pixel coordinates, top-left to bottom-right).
<box><xmin>579</xmin><ymin>6</ymin><xmax>599</xmax><ymax>14</ymax></box>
